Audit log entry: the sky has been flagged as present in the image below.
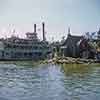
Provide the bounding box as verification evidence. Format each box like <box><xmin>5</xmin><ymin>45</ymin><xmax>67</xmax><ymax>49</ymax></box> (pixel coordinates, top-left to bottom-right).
<box><xmin>0</xmin><ymin>0</ymin><xmax>100</xmax><ymax>41</ymax></box>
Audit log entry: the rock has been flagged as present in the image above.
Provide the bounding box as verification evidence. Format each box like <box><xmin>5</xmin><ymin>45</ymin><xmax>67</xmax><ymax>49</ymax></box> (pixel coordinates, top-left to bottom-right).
<box><xmin>45</xmin><ymin>57</ymin><xmax>99</xmax><ymax>64</ymax></box>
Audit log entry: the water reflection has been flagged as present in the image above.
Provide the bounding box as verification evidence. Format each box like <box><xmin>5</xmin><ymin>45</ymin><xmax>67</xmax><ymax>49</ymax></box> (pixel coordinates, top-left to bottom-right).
<box><xmin>0</xmin><ymin>62</ymin><xmax>99</xmax><ymax>100</ymax></box>
<box><xmin>60</xmin><ymin>64</ymin><xmax>100</xmax><ymax>100</ymax></box>
<box><xmin>61</xmin><ymin>64</ymin><xmax>91</xmax><ymax>76</ymax></box>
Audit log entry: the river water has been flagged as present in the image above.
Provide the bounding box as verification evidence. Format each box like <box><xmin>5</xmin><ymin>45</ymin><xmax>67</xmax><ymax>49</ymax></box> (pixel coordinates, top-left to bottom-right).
<box><xmin>0</xmin><ymin>62</ymin><xmax>100</xmax><ymax>100</ymax></box>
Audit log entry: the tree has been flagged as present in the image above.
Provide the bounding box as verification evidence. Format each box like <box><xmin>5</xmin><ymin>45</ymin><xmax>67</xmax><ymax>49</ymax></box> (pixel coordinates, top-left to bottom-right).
<box><xmin>97</xmin><ymin>28</ymin><xmax>100</xmax><ymax>40</ymax></box>
<box><xmin>97</xmin><ymin>28</ymin><xmax>100</xmax><ymax>48</ymax></box>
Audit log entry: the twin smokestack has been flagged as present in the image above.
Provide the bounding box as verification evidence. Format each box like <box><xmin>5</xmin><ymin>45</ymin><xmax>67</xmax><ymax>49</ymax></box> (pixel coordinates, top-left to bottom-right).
<box><xmin>34</xmin><ymin>22</ymin><xmax>46</xmax><ymax>41</ymax></box>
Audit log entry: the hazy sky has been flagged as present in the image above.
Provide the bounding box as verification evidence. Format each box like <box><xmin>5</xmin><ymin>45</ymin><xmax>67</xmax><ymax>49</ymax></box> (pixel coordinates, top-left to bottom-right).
<box><xmin>0</xmin><ymin>0</ymin><xmax>100</xmax><ymax>41</ymax></box>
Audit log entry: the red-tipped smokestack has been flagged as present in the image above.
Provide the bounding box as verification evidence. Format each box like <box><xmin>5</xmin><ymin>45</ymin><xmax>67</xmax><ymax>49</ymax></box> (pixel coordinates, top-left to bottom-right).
<box><xmin>34</xmin><ymin>24</ymin><xmax>36</xmax><ymax>33</ymax></box>
<box><xmin>42</xmin><ymin>22</ymin><xmax>46</xmax><ymax>41</ymax></box>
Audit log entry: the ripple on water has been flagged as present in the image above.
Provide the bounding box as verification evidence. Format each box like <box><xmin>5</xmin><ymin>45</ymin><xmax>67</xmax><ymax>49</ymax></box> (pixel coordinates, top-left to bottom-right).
<box><xmin>0</xmin><ymin>63</ymin><xmax>99</xmax><ymax>100</ymax></box>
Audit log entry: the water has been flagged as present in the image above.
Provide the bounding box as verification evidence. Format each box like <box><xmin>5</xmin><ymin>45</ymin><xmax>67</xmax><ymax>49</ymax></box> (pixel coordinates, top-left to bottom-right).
<box><xmin>0</xmin><ymin>62</ymin><xmax>100</xmax><ymax>100</ymax></box>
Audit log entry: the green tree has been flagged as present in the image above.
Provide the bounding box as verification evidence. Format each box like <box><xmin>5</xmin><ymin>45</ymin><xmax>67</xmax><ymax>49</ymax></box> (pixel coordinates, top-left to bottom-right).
<box><xmin>97</xmin><ymin>28</ymin><xmax>100</xmax><ymax>48</ymax></box>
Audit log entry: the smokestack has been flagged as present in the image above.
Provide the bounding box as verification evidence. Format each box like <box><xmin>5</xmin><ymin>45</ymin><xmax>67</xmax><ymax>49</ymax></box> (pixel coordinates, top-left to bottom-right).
<box><xmin>34</xmin><ymin>24</ymin><xmax>36</xmax><ymax>33</ymax></box>
<box><xmin>42</xmin><ymin>22</ymin><xmax>46</xmax><ymax>41</ymax></box>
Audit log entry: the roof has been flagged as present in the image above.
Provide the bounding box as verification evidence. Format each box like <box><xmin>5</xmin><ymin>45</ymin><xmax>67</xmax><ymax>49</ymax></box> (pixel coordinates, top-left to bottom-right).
<box><xmin>62</xmin><ymin>34</ymin><xmax>83</xmax><ymax>46</ymax></box>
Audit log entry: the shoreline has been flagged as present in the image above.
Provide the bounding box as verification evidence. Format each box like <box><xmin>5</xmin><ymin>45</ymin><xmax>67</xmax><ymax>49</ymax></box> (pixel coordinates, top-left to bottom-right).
<box><xmin>0</xmin><ymin>57</ymin><xmax>99</xmax><ymax>66</ymax></box>
<box><xmin>43</xmin><ymin>57</ymin><xmax>100</xmax><ymax>64</ymax></box>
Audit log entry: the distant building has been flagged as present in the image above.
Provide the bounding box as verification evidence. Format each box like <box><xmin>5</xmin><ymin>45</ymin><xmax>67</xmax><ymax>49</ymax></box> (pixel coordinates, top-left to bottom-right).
<box><xmin>79</xmin><ymin>38</ymin><xmax>96</xmax><ymax>59</ymax></box>
<box><xmin>61</xmin><ymin>28</ymin><xmax>96</xmax><ymax>59</ymax></box>
<box><xmin>62</xmin><ymin>33</ymin><xmax>83</xmax><ymax>57</ymax></box>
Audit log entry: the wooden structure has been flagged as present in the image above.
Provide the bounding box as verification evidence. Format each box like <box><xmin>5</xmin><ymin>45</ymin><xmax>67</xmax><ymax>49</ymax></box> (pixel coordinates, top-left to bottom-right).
<box><xmin>62</xmin><ymin>34</ymin><xmax>83</xmax><ymax>57</ymax></box>
<box><xmin>61</xmin><ymin>28</ymin><xmax>96</xmax><ymax>59</ymax></box>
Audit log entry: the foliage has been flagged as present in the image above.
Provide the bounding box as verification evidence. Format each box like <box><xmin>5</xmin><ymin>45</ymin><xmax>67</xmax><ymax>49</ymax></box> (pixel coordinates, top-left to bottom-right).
<box><xmin>97</xmin><ymin>29</ymin><xmax>100</xmax><ymax>48</ymax></box>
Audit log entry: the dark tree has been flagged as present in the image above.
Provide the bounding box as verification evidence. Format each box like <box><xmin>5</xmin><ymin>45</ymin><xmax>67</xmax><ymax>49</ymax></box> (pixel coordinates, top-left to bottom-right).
<box><xmin>97</xmin><ymin>28</ymin><xmax>100</xmax><ymax>47</ymax></box>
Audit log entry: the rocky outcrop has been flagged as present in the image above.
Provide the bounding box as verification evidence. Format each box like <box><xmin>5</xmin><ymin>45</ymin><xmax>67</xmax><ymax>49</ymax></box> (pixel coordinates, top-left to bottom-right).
<box><xmin>46</xmin><ymin>57</ymin><xmax>99</xmax><ymax>64</ymax></box>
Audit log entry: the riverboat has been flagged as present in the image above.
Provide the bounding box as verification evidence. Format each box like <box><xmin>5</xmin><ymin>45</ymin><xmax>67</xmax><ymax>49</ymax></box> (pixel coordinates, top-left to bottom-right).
<box><xmin>0</xmin><ymin>23</ymin><xmax>51</xmax><ymax>60</ymax></box>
